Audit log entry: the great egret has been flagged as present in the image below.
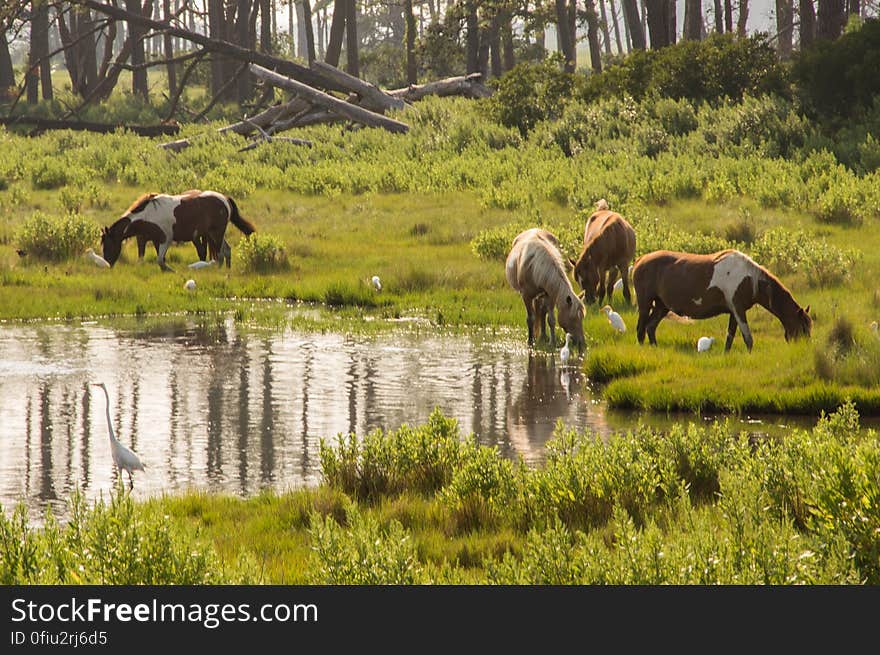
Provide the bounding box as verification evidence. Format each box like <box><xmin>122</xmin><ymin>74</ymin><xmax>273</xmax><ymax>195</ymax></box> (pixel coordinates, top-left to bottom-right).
<box><xmin>697</xmin><ymin>336</ymin><xmax>716</xmax><ymax>352</ymax></box>
<box><xmin>188</xmin><ymin>260</ymin><xmax>217</xmax><ymax>270</ymax></box>
<box><xmin>372</xmin><ymin>275</ymin><xmax>382</xmax><ymax>291</ymax></box>
<box><xmin>560</xmin><ymin>333</ymin><xmax>573</xmax><ymax>366</ymax></box>
<box><xmin>91</xmin><ymin>382</ymin><xmax>145</xmax><ymax>489</ymax></box>
<box><xmin>85</xmin><ymin>248</ymin><xmax>111</xmax><ymax>268</ymax></box>
<box><xmin>184</xmin><ymin>279</ymin><xmax>196</xmax><ymax>291</ymax></box>
<box><xmin>601</xmin><ymin>305</ymin><xmax>626</xmax><ymax>333</ymax></box>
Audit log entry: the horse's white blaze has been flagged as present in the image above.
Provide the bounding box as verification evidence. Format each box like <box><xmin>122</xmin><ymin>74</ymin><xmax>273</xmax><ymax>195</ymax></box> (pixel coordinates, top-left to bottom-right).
<box><xmin>129</xmin><ymin>195</ymin><xmax>182</xmax><ymax>243</ymax></box>
<box><xmin>708</xmin><ymin>251</ymin><xmax>761</xmax><ymax>311</ymax></box>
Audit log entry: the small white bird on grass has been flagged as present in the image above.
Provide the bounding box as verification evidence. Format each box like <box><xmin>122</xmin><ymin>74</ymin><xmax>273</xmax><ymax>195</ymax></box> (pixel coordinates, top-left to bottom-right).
<box><xmin>85</xmin><ymin>248</ymin><xmax>111</xmax><ymax>268</ymax></box>
<box><xmin>188</xmin><ymin>260</ymin><xmax>217</xmax><ymax>270</ymax></box>
<box><xmin>601</xmin><ymin>305</ymin><xmax>626</xmax><ymax>333</ymax></box>
<box><xmin>372</xmin><ymin>275</ymin><xmax>382</xmax><ymax>291</ymax></box>
<box><xmin>184</xmin><ymin>279</ymin><xmax>196</xmax><ymax>292</ymax></box>
<box><xmin>871</xmin><ymin>321</ymin><xmax>879</xmax><ymax>337</ymax></box>
<box><xmin>697</xmin><ymin>336</ymin><xmax>716</xmax><ymax>352</ymax></box>
<box><xmin>560</xmin><ymin>333</ymin><xmax>574</xmax><ymax>366</ymax></box>
<box><xmin>91</xmin><ymin>382</ymin><xmax>145</xmax><ymax>490</ymax></box>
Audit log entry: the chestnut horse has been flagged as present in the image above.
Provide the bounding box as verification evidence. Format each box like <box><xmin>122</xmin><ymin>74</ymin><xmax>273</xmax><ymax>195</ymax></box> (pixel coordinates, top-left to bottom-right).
<box><xmin>570</xmin><ymin>204</ymin><xmax>636</xmax><ymax>305</ymax></box>
<box><xmin>102</xmin><ymin>190</ymin><xmax>255</xmax><ymax>271</ymax></box>
<box><xmin>506</xmin><ymin>228</ymin><xmax>585</xmax><ymax>349</ymax></box>
<box><xmin>633</xmin><ymin>249</ymin><xmax>812</xmax><ymax>351</ymax></box>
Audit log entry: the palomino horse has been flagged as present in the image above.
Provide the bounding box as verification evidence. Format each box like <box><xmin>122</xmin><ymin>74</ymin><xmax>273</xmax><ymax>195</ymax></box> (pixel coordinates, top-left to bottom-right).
<box><xmin>570</xmin><ymin>202</ymin><xmax>636</xmax><ymax>305</ymax></box>
<box><xmin>102</xmin><ymin>190</ymin><xmax>255</xmax><ymax>271</ymax></box>
<box><xmin>506</xmin><ymin>228</ymin><xmax>586</xmax><ymax>349</ymax></box>
<box><xmin>633</xmin><ymin>249</ymin><xmax>812</xmax><ymax>351</ymax></box>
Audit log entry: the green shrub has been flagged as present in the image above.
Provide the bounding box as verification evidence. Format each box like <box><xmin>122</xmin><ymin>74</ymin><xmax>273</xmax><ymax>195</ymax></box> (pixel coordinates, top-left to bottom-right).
<box><xmin>237</xmin><ymin>233</ymin><xmax>289</xmax><ymax>273</ymax></box>
<box><xmin>484</xmin><ymin>60</ymin><xmax>575</xmax><ymax>136</ymax></box>
<box><xmin>15</xmin><ymin>211</ymin><xmax>101</xmax><ymax>261</ymax></box>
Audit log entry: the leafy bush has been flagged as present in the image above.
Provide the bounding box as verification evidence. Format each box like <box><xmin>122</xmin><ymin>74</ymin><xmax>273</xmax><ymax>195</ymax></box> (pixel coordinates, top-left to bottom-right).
<box><xmin>237</xmin><ymin>233</ymin><xmax>288</xmax><ymax>273</ymax></box>
<box><xmin>15</xmin><ymin>211</ymin><xmax>101</xmax><ymax>261</ymax></box>
<box><xmin>750</xmin><ymin>227</ymin><xmax>860</xmax><ymax>287</ymax></box>
<box><xmin>484</xmin><ymin>59</ymin><xmax>575</xmax><ymax>136</ymax></box>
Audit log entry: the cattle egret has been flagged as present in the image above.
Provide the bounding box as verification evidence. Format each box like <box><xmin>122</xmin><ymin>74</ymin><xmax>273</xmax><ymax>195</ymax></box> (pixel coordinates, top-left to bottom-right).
<box><xmin>697</xmin><ymin>336</ymin><xmax>716</xmax><ymax>352</ymax></box>
<box><xmin>871</xmin><ymin>321</ymin><xmax>879</xmax><ymax>337</ymax></box>
<box><xmin>560</xmin><ymin>333</ymin><xmax>573</xmax><ymax>366</ymax></box>
<box><xmin>601</xmin><ymin>305</ymin><xmax>626</xmax><ymax>333</ymax></box>
<box><xmin>85</xmin><ymin>248</ymin><xmax>111</xmax><ymax>268</ymax></box>
<box><xmin>91</xmin><ymin>382</ymin><xmax>145</xmax><ymax>489</ymax></box>
<box><xmin>188</xmin><ymin>259</ymin><xmax>217</xmax><ymax>269</ymax></box>
<box><xmin>184</xmin><ymin>279</ymin><xmax>196</xmax><ymax>291</ymax></box>
<box><xmin>372</xmin><ymin>275</ymin><xmax>382</xmax><ymax>291</ymax></box>
<box><xmin>560</xmin><ymin>369</ymin><xmax>572</xmax><ymax>400</ymax></box>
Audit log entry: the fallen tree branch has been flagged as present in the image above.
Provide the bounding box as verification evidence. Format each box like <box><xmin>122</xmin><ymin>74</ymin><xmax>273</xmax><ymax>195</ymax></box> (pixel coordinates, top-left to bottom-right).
<box><xmin>387</xmin><ymin>73</ymin><xmax>493</xmax><ymax>102</ymax></box>
<box><xmin>249</xmin><ymin>64</ymin><xmax>409</xmax><ymax>134</ymax></box>
<box><xmin>0</xmin><ymin>116</ymin><xmax>179</xmax><ymax>136</ymax></box>
<box><xmin>309</xmin><ymin>60</ymin><xmax>405</xmax><ymax>113</ymax></box>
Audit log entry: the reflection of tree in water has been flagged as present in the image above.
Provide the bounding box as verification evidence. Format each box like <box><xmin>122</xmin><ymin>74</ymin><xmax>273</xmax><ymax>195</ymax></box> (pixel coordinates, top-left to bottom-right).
<box><xmin>299</xmin><ymin>342</ymin><xmax>314</xmax><ymax>479</ymax></box>
<box><xmin>236</xmin><ymin>337</ymin><xmax>251</xmax><ymax>494</ymax></box>
<box><xmin>38</xmin><ymin>381</ymin><xmax>57</xmax><ymax>501</ymax></box>
<box><xmin>259</xmin><ymin>341</ymin><xmax>276</xmax><ymax>485</ymax></box>
<box><xmin>80</xmin><ymin>381</ymin><xmax>91</xmax><ymax>489</ymax></box>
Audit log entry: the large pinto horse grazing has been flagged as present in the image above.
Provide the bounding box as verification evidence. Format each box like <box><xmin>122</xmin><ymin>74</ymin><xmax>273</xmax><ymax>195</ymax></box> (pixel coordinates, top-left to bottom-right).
<box><xmin>570</xmin><ymin>201</ymin><xmax>636</xmax><ymax>305</ymax></box>
<box><xmin>102</xmin><ymin>190</ymin><xmax>255</xmax><ymax>271</ymax></box>
<box><xmin>633</xmin><ymin>249</ymin><xmax>812</xmax><ymax>351</ymax></box>
<box><xmin>506</xmin><ymin>228</ymin><xmax>586</xmax><ymax>350</ymax></box>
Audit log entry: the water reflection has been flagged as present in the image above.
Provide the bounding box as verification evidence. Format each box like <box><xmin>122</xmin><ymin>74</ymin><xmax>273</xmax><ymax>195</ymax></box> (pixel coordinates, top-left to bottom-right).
<box><xmin>0</xmin><ymin>317</ymin><xmax>847</xmax><ymax>521</ymax></box>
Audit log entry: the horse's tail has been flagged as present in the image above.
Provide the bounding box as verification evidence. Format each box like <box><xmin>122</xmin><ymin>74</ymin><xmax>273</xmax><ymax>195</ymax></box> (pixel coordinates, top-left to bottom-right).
<box><xmin>227</xmin><ymin>197</ymin><xmax>256</xmax><ymax>236</ymax></box>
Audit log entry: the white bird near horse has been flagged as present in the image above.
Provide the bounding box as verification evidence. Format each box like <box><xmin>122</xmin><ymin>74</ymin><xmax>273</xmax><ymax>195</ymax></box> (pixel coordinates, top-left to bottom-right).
<box><xmin>184</xmin><ymin>279</ymin><xmax>196</xmax><ymax>291</ymax></box>
<box><xmin>560</xmin><ymin>333</ymin><xmax>574</xmax><ymax>366</ymax></box>
<box><xmin>372</xmin><ymin>275</ymin><xmax>382</xmax><ymax>291</ymax></box>
<box><xmin>188</xmin><ymin>259</ymin><xmax>217</xmax><ymax>270</ymax></box>
<box><xmin>85</xmin><ymin>248</ymin><xmax>111</xmax><ymax>268</ymax></box>
<box><xmin>601</xmin><ymin>305</ymin><xmax>626</xmax><ymax>333</ymax></box>
<box><xmin>91</xmin><ymin>382</ymin><xmax>145</xmax><ymax>489</ymax></box>
<box><xmin>697</xmin><ymin>336</ymin><xmax>716</xmax><ymax>352</ymax></box>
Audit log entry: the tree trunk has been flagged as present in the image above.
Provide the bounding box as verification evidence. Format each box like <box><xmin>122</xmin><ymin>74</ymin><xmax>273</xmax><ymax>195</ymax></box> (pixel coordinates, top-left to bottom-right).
<box><xmin>124</xmin><ymin>0</ymin><xmax>149</xmax><ymax>98</ymax></box>
<box><xmin>724</xmin><ymin>0</ymin><xmax>733</xmax><ymax>32</ymax></box>
<box><xmin>609</xmin><ymin>0</ymin><xmax>625</xmax><ymax>52</ymax></box>
<box><xmin>585</xmin><ymin>0</ymin><xmax>603</xmax><ymax>71</ymax></box>
<box><xmin>295</xmin><ymin>0</ymin><xmax>305</xmax><ymax>57</ymax></box>
<box><xmin>817</xmin><ymin>0</ymin><xmax>845</xmax><ymax>40</ymax></box>
<box><xmin>27</xmin><ymin>0</ymin><xmax>52</xmax><ymax>103</ymax></box>
<box><xmin>667</xmin><ymin>0</ymin><xmax>677</xmax><ymax>44</ymax></box>
<box><xmin>501</xmin><ymin>13</ymin><xmax>515</xmax><ymax>70</ymax></box>
<box><xmin>799</xmin><ymin>0</ymin><xmax>816</xmax><ymax>48</ymax></box>
<box><xmin>847</xmin><ymin>0</ymin><xmax>859</xmax><ymax>17</ymax></box>
<box><xmin>235</xmin><ymin>0</ymin><xmax>253</xmax><ymax>102</ymax></box>
<box><xmin>207</xmin><ymin>0</ymin><xmax>227</xmax><ymax>97</ymax></box>
<box><xmin>163</xmin><ymin>0</ymin><xmax>177</xmax><ymax>96</ymax></box>
<box><xmin>599</xmin><ymin>0</ymin><xmax>613</xmax><ymax>55</ymax></box>
<box><xmin>325</xmin><ymin>0</ymin><xmax>345</xmax><ymax>66</ymax></box>
<box><xmin>302</xmin><ymin>0</ymin><xmax>315</xmax><ymax>62</ymax></box>
<box><xmin>344</xmin><ymin>0</ymin><xmax>358</xmax><ymax>76</ymax></box>
<box><xmin>736</xmin><ymin>0</ymin><xmax>749</xmax><ymax>36</ymax></box>
<box><xmin>622</xmin><ymin>0</ymin><xmax>647</xmax><ymax>48</ymax></box>
<box><xmin>404</xmin><ymin>0</ymin><xmax>417</xmax><ymax>83</ymax></box>
<box><xmin>0</xmin><ymin>30</ymin><xmax>14</xmax><ymax>92</ymax></box>
<box><xmin>489</xmin><ymin>14</ymin><xmax>502</xmax><ymax>78</ymax></box>
<box><xmin>775</xmin><ymin>0</ymin><xmax>793</xmax><ymax>58</ymax></box>
<box><xmin>478</xmin><ymin>22</ymin><xmax>491</xmax><ymax>77</ymax></box>
<box><xmin>466</xmin><ymin>1</ymin><xmax>479</xmax><ymax>74</ymax></box>
<box><xmin>713</xmin><ymin>0</ymin><xmax>723</xmax><ymax>31</ymax></box>
<box><xmin>260</xmin><ymin>0</ymin><xmax>272</xmax><ymax>52</ymax></box>
<box><xmin>645</xmin><ymin>0</ymin><xmax>671</xmax><ymax>48</ymax></box>
<box><xmin>684</xmin><ymin>0</ymin><xmax>702</xmax><ymax>39</ymax></box>
<box><xmin>555</xmin><ymin>0</ymin><xmax>575</xmax><ymax>71</ymax></box>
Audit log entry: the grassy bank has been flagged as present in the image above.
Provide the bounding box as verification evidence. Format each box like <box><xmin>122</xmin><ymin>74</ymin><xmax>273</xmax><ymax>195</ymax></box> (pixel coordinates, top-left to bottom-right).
<box><xmin>3</xmin><ymin>405</ymin><xmax>877</xmax><ymax>584</ymax></box>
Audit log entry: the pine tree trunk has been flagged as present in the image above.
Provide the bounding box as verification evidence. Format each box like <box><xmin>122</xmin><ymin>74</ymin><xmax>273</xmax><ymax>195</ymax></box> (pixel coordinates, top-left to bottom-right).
<box><xmin>736</xmin><ymin>0</ymin><xmax>749</xmax><ymax>35</ymax></box>
<box><xmin>724</xmin><ymin>0</ymin><xmax>733</xmax><ymax>32</ymax></box>
<box><xmin>325</xmin><ymin>0</ymin><xmax>345</xmax><ymax>66</ymax></box>
<box><xmin>404</xmin><ymin>0</ymin><xmax>417</xmax><ymax>83</ymax></box>
<box><xmin>344</xmin><ymin>0</ymin><xmax>358</xmax><ymax>76</ymax></box>
<box><xmin>29</xmin><ymin>1</ymin><xmax>53</xmax><ymax>102</ymax></box>
<box><xmin>775</xmin><ymin>0</ymin><xmax>793</xmax><ymax>58</ymax></box>
<box><xmin>302</xmin><ymin>0</ymin><xmax>315</xmax><ymax>62</ymax></box>
<box><xmin>555</xmin><ymin>0</ymin><xmax>575</xmax><ymax>71</ymax></box>
<box><xmin>466</xmin><ymin>2</ymin><xmax>479</xmax><ymax>73</ymax></box>
<box><xmin>609</xmin><ymin>0</ymin><xmax>625</xmax><ymax>52</ymax></box>
<box><xmin>586</xmin><ymin>0</ymin><xmax>603</xmax><ymax>71</ymax></box>
<box><xmin>260</xmin><ymin>0</ymin><xmax>272</xmax><ymax>52</ymax></box>
<box><xmin>622</xmin><ymin>0</ymin><xmax>646</xmax><ymax>48</ymax></box>
<box><xmin>235</xmin><ymin>0</ymin><xmax>253</xmax><ymax>102</ymax></box>
<box><xmin>667</xmin><ymin>0</ymin><xmax>677</xmax><ymax>44</ymax></box>
<box><xmin>800</xmin><ymin>0</ymin><xmax>816</xmax><ymax>48</ymax></box>
<box><xmin>713</xmin><ymin>0</ymin><xmax>723</xmax><ymax>31</ymax></box>
<box><xmin>684</xmin><ymin>0</ymin><xmax>702</xmax><ymax>39</ymax></box>
<box><xmin>207</xmin><ymin>0</ymin><xmax>227</xmax><ymax>98</ymax></box>
<box><xmin>817</xmin><ymin>0</ymin><xmax>845</xmax><ymax>40</ymax></box>
<box><xmin>0</xmin><ymin>30</ymin><xmax>14</xmax><ymax>92</ymax></box>
<box><xmin>164</xmin><ymin>0</ymin><xmax>177</xmax><ymax>96</ymax></box>
<box><xmin>501</xmin><ymin>14</ymin><xmax>515</xmax><ymax>70</ymax></box>
<box><xmin>645</xmin><ymin>0</ymin><xmax>670</xmax><ymax>48</ymax></box>
<box><xmin>599</xmin><ymin>0</ymin><xmax>613</xmax><ymax>54</ymax></box>
<box><xmin>489</xmin><ymin>14</ymin><xmax>502</xmax><ymax>77</ymax></box>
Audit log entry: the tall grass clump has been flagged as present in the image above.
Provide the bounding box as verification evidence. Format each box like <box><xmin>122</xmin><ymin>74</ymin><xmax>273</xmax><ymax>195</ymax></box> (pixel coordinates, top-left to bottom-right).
<box><xmin>0</xmin><ymin>486</ymin><xmax>226</xmax><ymax>584</ymax></box>
<box><xmin>15</xmin><ymin>211</ymin><xmax>101</xmax><ymax>261</ymax></box>
<box><xmin>237</xmin><ymin>233</ymin><xmax>289</xmax><ymax>273</ymax></box>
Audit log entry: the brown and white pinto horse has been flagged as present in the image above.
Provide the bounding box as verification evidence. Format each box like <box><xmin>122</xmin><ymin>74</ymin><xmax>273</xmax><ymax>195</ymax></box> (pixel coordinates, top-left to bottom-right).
<box><xmin>570</xmin><ymin>204</ymin><xmax>636</xmax><ymax>306</ymax></box>
<box><xmin>633</xmin><ymin>249</ymin><xmax>812</xmax><ymax>351</ymax></box>
<box><xmin>102</xmin><ymin>190</ymin><xmax>255</xmax><ymax>271</ymax></box>
<box><xmin>506</xmin><ymin>228</ymin><xmax>586</xmax><ymax>350</ymax></box>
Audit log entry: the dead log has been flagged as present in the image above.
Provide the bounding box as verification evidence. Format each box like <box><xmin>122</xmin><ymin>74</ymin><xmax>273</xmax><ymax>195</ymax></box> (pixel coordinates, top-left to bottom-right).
<box><xmin>0</xmin><ymin>116</ymin><xmax>179</xmax><ymax>136</ymax></box>
<box><xmin>309</xmin><ymin>60</ymin><xmax>405</xmax><ymax>113</ymax></box>
<box><xmin>387</xmin><ymin>73</ymin><xmax>493</xmax><ymax>102</ymax></box>
<box><xmin>249</xmin><ymin>64</ymin><xmax>409</xmax><ymax>134</ymax></box>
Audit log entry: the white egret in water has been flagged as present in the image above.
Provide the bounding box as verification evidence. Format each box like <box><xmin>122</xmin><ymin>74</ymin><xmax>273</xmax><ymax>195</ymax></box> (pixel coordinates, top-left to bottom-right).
<box><xmin>188</xmin><ymin>260</ymin><xmax>217</xmax><ymax>270</ymax></box>
<box><xmin>85</xmin><ymin>248</ymin><xmax>111</xmax><ymax>268</ymax></box>
<box><xmin>601</xmin><ymin>305</ymin><xmax>626</xmax><ymax>333</ymax></box>
<box><xmin>184</xmin><ymin>279</ymin><xmax>196</xmax><ymax>291</ymax></box>
<box><xmin>91</xmin><ymin>382</ymin><xmax>145</xmax><ymax>489</ymax></box>
<box><xmin>560</xmin><ymin>333</ymin><xmax>573</xmax><ymax>366</ymax></box>
<box><xmin>560</xmin><ymin>369</ymin><xmax>572</xmax><ymax>401</ymax></box>
<box><xmin>372</xmin><ymin>275</ymin><xmax>382</xmax><ymax>291</ymax></box>
<box><xmin>697</xmin><ymin>336</ymin><xmax>716</xmax><ymax>352</ymax></box>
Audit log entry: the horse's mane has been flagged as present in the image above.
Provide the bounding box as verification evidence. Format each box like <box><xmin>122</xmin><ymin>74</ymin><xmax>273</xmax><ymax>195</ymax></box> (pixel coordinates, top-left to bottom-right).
<box><xmin>124</xmin><ymin>193</ymin><xmax>158</xmax><ymax>215</ymax></box>
<box><xmin>524</xmin><ymin>237</ymin><xmax>579</xmax><ymax>305</ymax></box>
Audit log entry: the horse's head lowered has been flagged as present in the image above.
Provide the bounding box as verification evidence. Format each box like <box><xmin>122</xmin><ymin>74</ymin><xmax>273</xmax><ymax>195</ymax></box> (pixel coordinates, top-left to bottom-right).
<box><xmin>784</xmin><ymin>304</ymin><xmax>812</xmax><ymax>342</ymax></box>
<box><xmin>101</xmin><ymin>220</ymin><xmax>129</xmax><ymax>266</ymax></box>
<box><xmin>570</xmin><ymin>255</ymin><xmax>600</xmax><ymax>304</ymax></box>
<box><xmin>558</xmin><ymin>292</ymin><xmax>586</xmax><ymax>351</ymax></box>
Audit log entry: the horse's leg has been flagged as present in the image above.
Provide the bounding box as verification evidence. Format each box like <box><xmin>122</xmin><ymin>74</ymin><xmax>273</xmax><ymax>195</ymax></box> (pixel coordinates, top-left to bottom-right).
<box><xmin>645</xmin><ymin>301</ymin><xmax>668</xmax><ymax>346</ymax></box>
<box><xmin>604</xmin><ymin>269</ymin><xmax>616</xmax><ymax>304</ymax></box>
<box><xmin>157</xmin><ymin>241</ymin><xmax>174</xmax><ymax>272</ymax></box>
<box><xmin>620</xmin><ymin>263</ymin><xmax>632</xmax><ymax>305</ymax></box>
<box><xmin>522</xmin><ymin>295</ymin><xmax>536</xmax><ymax>346</ymax></box>
<box><xmin>221</xmin><ymin>240</ymin><xmax>231</xmax><ymax>268</ymax></box>
<box><xmin>733</xmin><ymin>309</ymin><xmax>754</xmax><ymax>352</ymax></box>
<box><xmin>725</xmin><ymin>314</ymin><xmax>738</xmax><ymax>352</ymax></box>
<box><xmin>136</xmin><ymin>235</ymin><xmax>146</xmax><ymax>261</ymax></box>
<box><xmin>547</xmin><ymin>303</ymin><xmax>557</xmax><ymax>347</ymax></box>
<box><xmin>637</xmin><ymin>300</ymin><xmax>653</xmax><ymax>345</ymax></box>
<box><xmin>194</xmin><ymin>236</ymin><xmax>208</xmax><ymax>261</ymax></box>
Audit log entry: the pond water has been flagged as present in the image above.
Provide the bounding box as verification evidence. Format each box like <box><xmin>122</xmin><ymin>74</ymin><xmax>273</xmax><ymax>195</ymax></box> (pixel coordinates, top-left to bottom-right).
<box><xmin>0</xmin><ymin>316</ymin><xmax>835</xmax><ymax>521</ymax></box>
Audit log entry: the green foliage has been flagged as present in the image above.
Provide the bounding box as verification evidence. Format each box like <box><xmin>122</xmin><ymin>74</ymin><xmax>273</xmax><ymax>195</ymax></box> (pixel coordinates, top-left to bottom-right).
<box><xmin>237</xmin><ymin>233</ymin><xmax>289</xmax><ymax>273</ymax></box>
<box><xmin>0</xmin><ymin>486</ymin><xmax>223</xmax><ymax>584</ymax></box>
<box><xmin>484</xmin><ymin>59</ymin><xmax>575</xmax><ymax>135</ymax></box>
<box><xmin>750</xmin><ymin>227</ymin><xmax>860</xmax><ymax>287</ymax></box>
<box><xmin>793</xmin><ymin>18</ymin><xmax>880</xmax><ymax>120</ymax></box>
<box><xmin>15</xmin><ymin>211</ymin><xmax>101</xmax><ymax>261</ymax></box>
